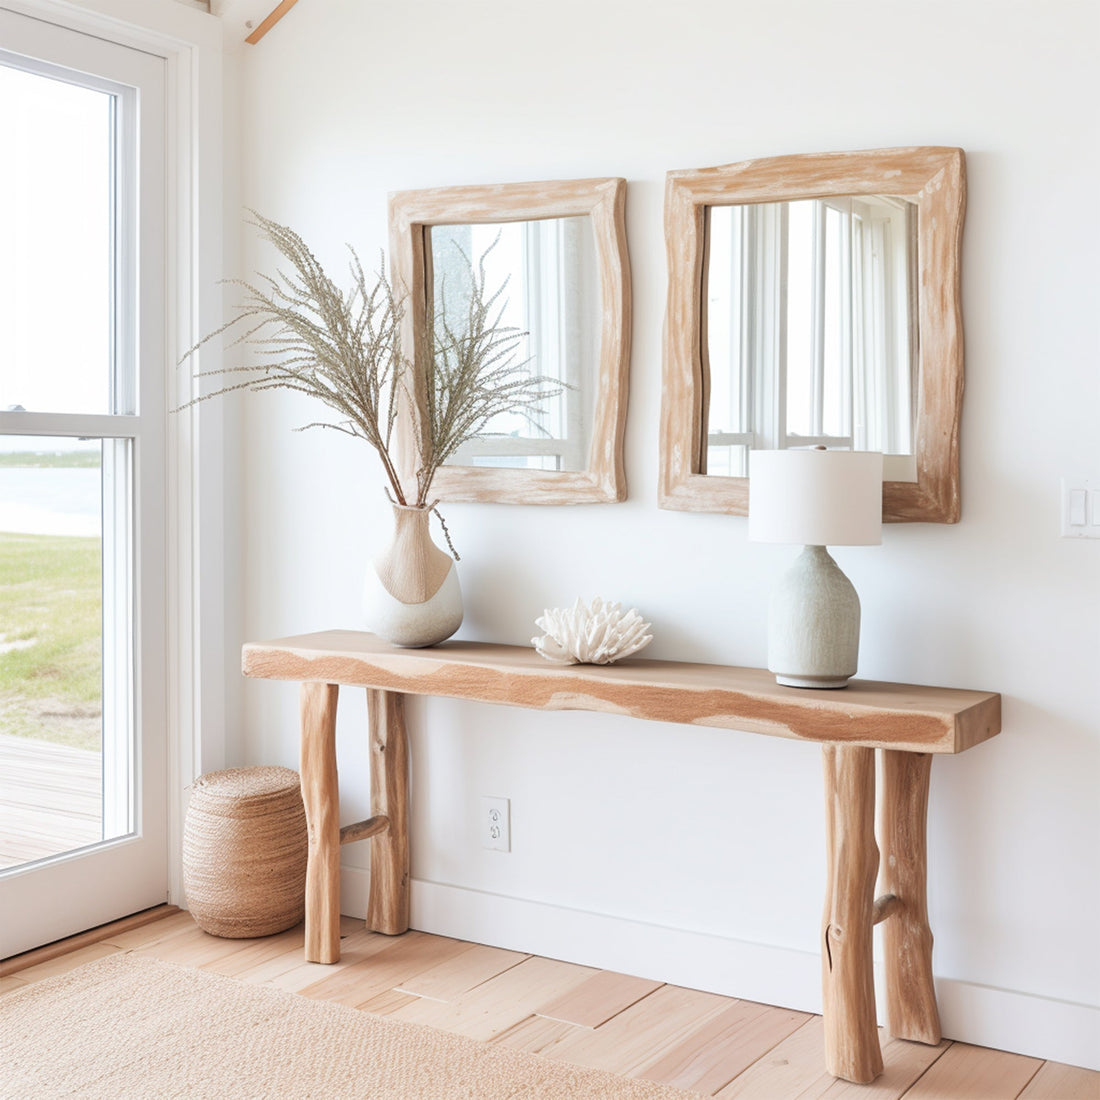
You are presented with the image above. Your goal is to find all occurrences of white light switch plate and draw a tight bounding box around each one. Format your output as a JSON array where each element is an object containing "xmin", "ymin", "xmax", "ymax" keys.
[{"xmin": 1061, "ymin": 478, "xmax": 1100, "ymax": 539}]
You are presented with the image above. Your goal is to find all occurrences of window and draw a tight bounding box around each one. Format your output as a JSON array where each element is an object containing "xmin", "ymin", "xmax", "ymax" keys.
[
  {"xmin": 705, "ymin": 197, "xmax": 918, "ymax": 477},
  {"xmin": 0, "ymin": 6, "xmax": 171, "ymax": 955},
  {"xmin": 432, "ymin": 217, "xmax": 599, "ymax": 473}
]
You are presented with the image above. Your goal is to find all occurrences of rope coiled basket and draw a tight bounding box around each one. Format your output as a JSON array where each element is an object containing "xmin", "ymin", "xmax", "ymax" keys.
[{"xmin": 183, "ymin": 765, "xmax": 308, "ymax": 938}]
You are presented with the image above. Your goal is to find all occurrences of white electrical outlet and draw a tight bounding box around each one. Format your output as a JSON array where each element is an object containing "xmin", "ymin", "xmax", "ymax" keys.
[{"xmin": 481, "ymin": 796, "xmax": 510, "ymax": 852}]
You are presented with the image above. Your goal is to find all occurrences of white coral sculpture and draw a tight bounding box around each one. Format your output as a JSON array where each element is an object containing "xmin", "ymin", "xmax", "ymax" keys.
[{"xmin": 532, "ymin": 597, "xmax": 653, "ymax": 665}]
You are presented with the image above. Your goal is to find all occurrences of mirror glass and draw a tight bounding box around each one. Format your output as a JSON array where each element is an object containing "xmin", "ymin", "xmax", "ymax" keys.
[
  {"xmin": 428, "ymin": 216, "xmax": 600, "ymax": 473},
  {"xmin": 704, "ymin": 195, "xmax": 918, "ymax": 482}
]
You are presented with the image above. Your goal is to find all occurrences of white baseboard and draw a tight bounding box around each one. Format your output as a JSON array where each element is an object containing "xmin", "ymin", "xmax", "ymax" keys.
[{"xmin": 340, "ymin": 869, "xmax": 1100, "ymax": 1071}]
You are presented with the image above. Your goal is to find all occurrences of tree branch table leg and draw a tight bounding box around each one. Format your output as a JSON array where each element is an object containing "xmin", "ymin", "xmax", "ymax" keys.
[
  {"xmin": 300, "ymin": 681, "xmax": 341, "ymax": 964},
  {"xmin": 881, "ymin": 750, "xmax": 941, "ymax": 1044},
  {"xmin": 366, "ymin": 689, "xmax": 410, "ymax": 935},
  {"xmin": 822, "ymin": 744, "xmax": 883, "ymax": 1083}
]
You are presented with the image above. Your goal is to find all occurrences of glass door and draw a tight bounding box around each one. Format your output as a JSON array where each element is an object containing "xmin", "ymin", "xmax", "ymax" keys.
[{"xmin": 0, "ymin": 8, "xmax": 169, "ymax": 957}]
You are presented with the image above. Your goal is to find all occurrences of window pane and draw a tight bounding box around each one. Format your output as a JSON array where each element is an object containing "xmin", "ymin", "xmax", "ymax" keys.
[
  {"xmin": 706, "ymin": 206, "xmax": 744, "ymax": 436},
  {"xmin": 431, "ymin": 217, "xmax": 598, "ymax": 472},
  {"xmin": 784, "ymin": 201, "xmax": 815, "ymax": 437},
  {"xmin": 433, "ymin": 222, "xmax": 527, "ymax": 442},
  {"xmin": 706, "ymin": 443, "xmax": 749, "ymax": 478},
  {"xmin": 0, "ymin": 435, "xmax": 131, "ymax": 869},
  {"xmin": 0, "ymin": 64, "xmax": 114, "ymax": 415}
]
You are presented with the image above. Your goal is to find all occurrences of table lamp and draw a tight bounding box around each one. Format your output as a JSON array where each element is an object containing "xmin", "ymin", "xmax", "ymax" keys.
[{"xmin": 749, "ymin": 448, "xmax": 883, "ymax": 688}]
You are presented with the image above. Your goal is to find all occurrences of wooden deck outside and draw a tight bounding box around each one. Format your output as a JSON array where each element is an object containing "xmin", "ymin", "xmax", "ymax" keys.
[{"xmin": 0, "ymin": 734, "xmax": 101, "ymax": 869}]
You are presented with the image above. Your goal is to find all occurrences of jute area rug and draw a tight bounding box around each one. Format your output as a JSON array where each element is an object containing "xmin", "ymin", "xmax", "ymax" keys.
[{"xmin": 1, "ymin": 954, "xmax": 698, "ymax": 1099}]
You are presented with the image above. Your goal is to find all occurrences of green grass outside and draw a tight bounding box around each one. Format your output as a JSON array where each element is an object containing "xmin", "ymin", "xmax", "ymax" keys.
[{"xmin": 0, "ymin": 531, "xmax": 102, "ymax": 751}]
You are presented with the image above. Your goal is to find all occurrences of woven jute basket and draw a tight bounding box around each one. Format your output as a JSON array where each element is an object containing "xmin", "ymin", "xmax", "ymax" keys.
[{"xmin": 183, "ymin": 765, "xmax": 308, "ymax": 938}]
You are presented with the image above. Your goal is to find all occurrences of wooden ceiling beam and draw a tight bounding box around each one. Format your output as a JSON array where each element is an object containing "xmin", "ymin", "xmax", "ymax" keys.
[{"xmin": 245, "ymin": 0, "xmax": 300, "ymax": 44}]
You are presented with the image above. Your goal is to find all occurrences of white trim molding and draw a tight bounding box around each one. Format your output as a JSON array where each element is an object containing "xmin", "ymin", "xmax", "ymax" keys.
[
  {"xmin": 156, "ymin": 0, "xmax": 227, "ymax": 910},
  {"xmin": 0, "ymin": 0, "xmax": 218, "ymax": 42},
  {"xmin": 338, "ymin": 869, "xmax": 1100, "ymax": 1073}
]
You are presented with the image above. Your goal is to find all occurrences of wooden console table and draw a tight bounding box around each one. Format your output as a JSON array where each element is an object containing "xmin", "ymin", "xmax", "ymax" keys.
[{"xmin": 242, "ymin": 629, "xmax": 1000, "ymax": 1084}]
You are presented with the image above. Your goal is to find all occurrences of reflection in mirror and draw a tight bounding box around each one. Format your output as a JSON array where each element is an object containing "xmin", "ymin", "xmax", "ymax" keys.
[
  {"xmin": 705, "ymin": 196, "xmax": 918, "ymax": 481},
  {"xmin": 660, "ymin": 147, "xmax": 965, "ymax": 523},
  {"xmin": 389, "ymin": 176, "xmax": 630, "ymax": 505},
  {"xmin": 429, "ymin": 217, "xmax": 600, "ymax": 473}
]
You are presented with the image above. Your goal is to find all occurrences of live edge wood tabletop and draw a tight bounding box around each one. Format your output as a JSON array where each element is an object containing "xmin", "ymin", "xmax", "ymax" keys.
[{"xmin": 242, "ymin": 629, "xmax": 1001, "ymax": 1085}]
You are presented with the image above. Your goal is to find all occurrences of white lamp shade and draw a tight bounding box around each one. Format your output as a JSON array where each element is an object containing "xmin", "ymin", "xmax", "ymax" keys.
[{"xmin": 749, "ymin": 449, "xmax": 883, "ymax": 546}]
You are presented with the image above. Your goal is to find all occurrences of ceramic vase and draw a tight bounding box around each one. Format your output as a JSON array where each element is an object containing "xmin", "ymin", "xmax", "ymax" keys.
[{"xmin": 363, "ymin": 502, "xmax": 462, "ymax": 647}]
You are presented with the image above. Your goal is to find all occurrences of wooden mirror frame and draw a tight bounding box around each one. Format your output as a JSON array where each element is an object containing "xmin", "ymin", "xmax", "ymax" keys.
[
  {"xmin": 389, "ymin": 177, "xmax": 631, "ymax": 505},
  {"xmin": 658, "ymin": 147, "xmax": 966, "ymax": 523}
]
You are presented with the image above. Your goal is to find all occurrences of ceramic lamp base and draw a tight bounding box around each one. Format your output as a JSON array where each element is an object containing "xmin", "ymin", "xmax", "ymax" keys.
[
  {"xmin": 775, "ymin": 672, "xmax": 855, "ymax": 689},
  {"xmin": 768, "ymin": 544, "xmax": 861, "ymax": 689}
]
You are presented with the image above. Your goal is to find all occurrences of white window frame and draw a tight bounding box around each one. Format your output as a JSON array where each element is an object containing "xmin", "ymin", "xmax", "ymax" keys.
[
  {"xmin": 0, "ymin": 45, "xmax": 148, "ymax": 845},
  {"xmin": 703, "ymin": 204, "xmax": 757, "ymax": 473},
  {"xmin": 0, "ymin": 0, "xmax": 225, "ymax": 912}
]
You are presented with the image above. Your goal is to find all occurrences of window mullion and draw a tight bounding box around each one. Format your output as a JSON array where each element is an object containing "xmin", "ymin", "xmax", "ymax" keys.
[
  {"xmin": 842, "ymin": 210, "xmax": 854, "ymax": 444},
  {"xmin": 773, "ymin": 202, "xmax": 788, "ymax": 450},
  {"xmin": 737, "ymin": 205, "xmax": 754, "ymax": 446},
  {"xmin": 811, "ymin": 201, "xmax": 826, "ymax": 437},
  {"xmin": 0, "ymin": 411, "xmax": 145, "ymax": 440},
  {"xmin": 113, "ymin": 83, "xmax": 139, "ymax": 417},
  {"xmin": 101, "ymin": 436, "xmax": 134, "ymax": 837}
]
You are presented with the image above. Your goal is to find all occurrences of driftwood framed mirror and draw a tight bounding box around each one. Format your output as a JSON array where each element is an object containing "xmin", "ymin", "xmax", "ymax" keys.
[
  {"xmin": 659, "ymin": 147, "xmax": 966, "ymax": 523},
  {"xmin": 389, "ymin": 177, "xmax": 630, "ymax": 504}
]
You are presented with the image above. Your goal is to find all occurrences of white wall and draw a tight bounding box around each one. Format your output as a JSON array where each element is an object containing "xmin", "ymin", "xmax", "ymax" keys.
[{"xmin": 225, "ymin": 0, "xmax": 1100, "ymax": 1067}]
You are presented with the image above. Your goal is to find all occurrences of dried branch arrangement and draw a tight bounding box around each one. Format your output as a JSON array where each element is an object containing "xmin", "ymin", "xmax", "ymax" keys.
[
  {"xmin": 413, "ymin": 244, "xmax": 560, "ymax": 506},
  {"xmin": 180, "ymin": 213, "xmax": 558, "ymax": 511}
]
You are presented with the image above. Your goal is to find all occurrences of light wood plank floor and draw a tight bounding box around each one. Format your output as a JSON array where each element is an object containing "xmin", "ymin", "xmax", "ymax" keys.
[
  {"xmin": 3, "ymin": 911, "xmax": 1097, "ymax": 1099},
  {"xmin": 0, "ymin": 733, "xmax": 101, "ymax": 868}
]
